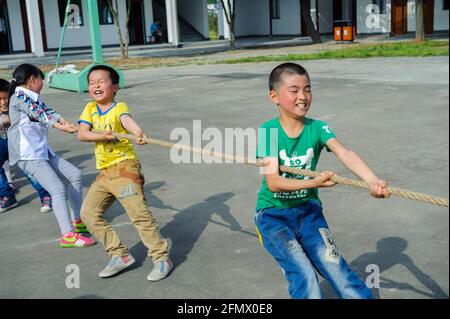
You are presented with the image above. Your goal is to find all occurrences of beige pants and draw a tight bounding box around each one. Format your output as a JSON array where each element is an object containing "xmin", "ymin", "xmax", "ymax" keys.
[{"xmin": 81, "ymin": 159, "xmax": 169, "ymax": 262}]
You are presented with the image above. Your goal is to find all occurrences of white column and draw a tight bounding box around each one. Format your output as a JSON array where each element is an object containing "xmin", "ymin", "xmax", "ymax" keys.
[
  {"xmin": 144, "ymin": 0, "xmax": 154, "ymax": 43},
  {"xmin": 202, "ymin": 0, "xmax": 209, "ymax": 38},
  {"xmin": 217, "ymin": 4, "xmax": 225, "ymax": 39},
  {"xmin": 221, "ymin": 0, "xmax": 231, "ymax": 40},
  {"xmin": 165, "ymin": 0, "xmax": 180, "ymax": 46},
  {"xmin": 25, "ymin": 0, "xmax": 44, "ymax": 57}
]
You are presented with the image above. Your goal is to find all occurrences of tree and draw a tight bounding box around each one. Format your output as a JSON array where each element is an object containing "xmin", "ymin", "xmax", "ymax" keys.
[
  {"xmin": 415, "ymin": 0, "xmax": 425, "ymax": 42},
  {"xmin": 219, "ymin": 0, "xmax": 236, "ymax": 49},
  {"xmin": 108, "ymin": 0, "xmax": 131, "ymax": 58},
  {"xmin": 300, "ymin": 0, "xmax": 321, "ymax": 43}
]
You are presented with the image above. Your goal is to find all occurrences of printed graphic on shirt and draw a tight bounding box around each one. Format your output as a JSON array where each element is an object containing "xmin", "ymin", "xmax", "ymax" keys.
[
  {"xmin": 79, "ymin": 102, "xmax": 137, "ymax": 169},
  {"xmin": 322, "ymin": 125, "xmax": 333, "ymax": 134},
  {"xmin": 274, "ymin": 148, "xmax": 314, "ymax": 200},
  {"xmin": 319, "ymin": 228, "xmax": 341, "ymax": 264}
]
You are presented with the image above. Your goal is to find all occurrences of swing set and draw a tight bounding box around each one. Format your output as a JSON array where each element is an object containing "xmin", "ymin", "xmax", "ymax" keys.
[{"xmin": 49, "ymin": 0, "xmax": 125, "ymax": 92}]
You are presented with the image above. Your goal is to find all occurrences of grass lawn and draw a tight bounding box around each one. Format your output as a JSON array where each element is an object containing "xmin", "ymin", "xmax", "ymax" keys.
[
  {"xmin": 0, "ymin": 40, "xmax": 447, "ymax": 80},
  {"xmin": 216, "ymin": 40, "xmax": 449, "ymax": 64}
]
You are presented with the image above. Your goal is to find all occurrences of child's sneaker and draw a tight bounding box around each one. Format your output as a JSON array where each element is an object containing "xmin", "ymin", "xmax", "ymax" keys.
[
  {"xmin": 72, "ymin": 219, "xmax": 89, "ymax": 233},
  {"xmin": 98, "ymin": 255, "xmax": 136, "ymax": 278},
  {"xmin": 147, "ymin": 259, "xmax": 173, "ymax": 281},
  {"xmin": 60, "ymin": 231, "xmax": 96, "ymax": 248},
  {"xmin": 40, "ymin": 197, "xmax": 52, "ymax": 213},
  {"xmin": 0, "ymin": 196, "xmax": 19, "ymax": 213}
]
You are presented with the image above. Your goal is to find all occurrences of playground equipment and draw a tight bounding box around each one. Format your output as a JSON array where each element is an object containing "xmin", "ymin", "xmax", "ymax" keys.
[{"xmin": 49, "ymin": 0, "xmax": 125, "ymax": 92}]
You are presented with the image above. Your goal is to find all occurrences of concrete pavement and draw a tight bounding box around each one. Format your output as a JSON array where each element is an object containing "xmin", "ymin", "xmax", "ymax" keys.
[{"xmin": 0, "ymin": 57, "xmax": 448, "ymax": 299}]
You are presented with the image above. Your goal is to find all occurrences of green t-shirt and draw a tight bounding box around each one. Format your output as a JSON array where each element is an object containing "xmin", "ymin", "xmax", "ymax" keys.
[{"xmin": 256, "ymin": 117, "xmax": 336, "ymax": 210}]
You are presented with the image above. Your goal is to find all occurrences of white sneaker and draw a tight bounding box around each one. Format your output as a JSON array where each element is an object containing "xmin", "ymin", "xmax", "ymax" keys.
[
  {"xmin": 147, "ymin": 259, "xmax": 173, "ymax": 281},
  {"xmin": 99, "ymin": 255, "xmax": 136, "ymax": 278},
  {"xmin": 40, "ymin": 197, "xmax": 52, "ymax": 213}
]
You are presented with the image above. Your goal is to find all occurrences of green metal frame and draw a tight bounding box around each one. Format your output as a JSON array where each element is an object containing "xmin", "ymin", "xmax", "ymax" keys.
[{"xmin": 49, "ymin": 0, "xmax": 125, "ymax": 92}]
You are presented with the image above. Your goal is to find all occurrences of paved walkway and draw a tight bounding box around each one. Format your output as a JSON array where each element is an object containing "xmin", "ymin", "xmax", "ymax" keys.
[{"xmin": 0, "ymin": 33, "xmax": 447, "ymax": 71}]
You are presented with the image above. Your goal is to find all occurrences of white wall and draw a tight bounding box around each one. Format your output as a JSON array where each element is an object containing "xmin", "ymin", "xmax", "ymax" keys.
[
  {"xmin": 357, "ymin": 0, "xmax": 391, "ymax": 33},
  {"xmin": 318, "ymin": 0, "xmax": 333, "ymax": 34},
  {"xmin": 235, "ymin": 0, "xmax": 269, "ymax": 36},
  {"xmin": 407, "ymin": 0, "xmax": 449, "ymax": 32},
  {"xmin": 6, "ymin": 0, "xmax": 26, "ymax": 52},
  {"xmin": 272, "ymin": 0, "xmax": 300, "ymax": 35},
  {"xmin": 177, "ymin": 0, "xmax": 209, "ymax": 37},
  {"xmin": 43, "ymin": 0, "xmax": 128, "ymax": 49},
  {"xmin": 434, "ymin": 0, "xmax": 449, "ymax": 31},
  {"xmin": 407, "ymin": 0, "xmax": 416, "ymax": 31}
]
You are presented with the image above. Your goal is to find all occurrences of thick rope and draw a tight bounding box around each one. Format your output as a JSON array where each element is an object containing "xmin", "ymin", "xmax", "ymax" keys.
[{"xmin": 96, "ymin": 131, "xmax": 449, "ymax": 208}]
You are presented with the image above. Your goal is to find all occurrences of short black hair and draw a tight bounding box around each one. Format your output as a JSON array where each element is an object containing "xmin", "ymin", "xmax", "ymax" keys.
[
  {"xmin": 87, "ymin": 65, "xmax": 120, "ymax": 85},
  {"xmin": 269, "ymin": 62, "xmax": 310, "ymax": 91},
  {"xmin": 0, "ymin": 78, "xmax": 10, "ymax": 93}
]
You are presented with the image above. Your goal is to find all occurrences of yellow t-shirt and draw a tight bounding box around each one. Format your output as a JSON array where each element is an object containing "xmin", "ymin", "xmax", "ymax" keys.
[{"xmin": 79, "ymin": 101, "xmax": 138, "ymax": 169}]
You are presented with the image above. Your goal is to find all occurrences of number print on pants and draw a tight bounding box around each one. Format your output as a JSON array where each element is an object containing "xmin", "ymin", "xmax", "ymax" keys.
[{"xmin": 119, "ymin": 184, "xmax": 138, "ymax": 199}]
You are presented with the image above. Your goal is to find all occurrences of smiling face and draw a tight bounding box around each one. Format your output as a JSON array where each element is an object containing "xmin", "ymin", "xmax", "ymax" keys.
[
  {"xmin": 0, "ymin": 91, "xmax": 8, "ymax": 113},
  {"xmin": 269, "ymin": 73, "xmax": 312, "ymax": 119},
  {"xmin": 88, "ymin": 69, "xmax": 118, "ymax": 106}
]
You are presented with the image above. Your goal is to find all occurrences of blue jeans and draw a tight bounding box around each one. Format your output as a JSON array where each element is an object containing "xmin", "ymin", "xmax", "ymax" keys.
[
  {"xmin": 0, "ymin": 138, "xmax": 15, "ymax": 199},
  {"xmin": 25, "ymin": 174, "xmax": 51, "ymax": 203},
  {"xmin": 0, "ymin": 138, "xmax": 50, "ymax": 202},
  {"xmin": 255, "ymin": 200, "xmax": 373, "ymax": 299}
]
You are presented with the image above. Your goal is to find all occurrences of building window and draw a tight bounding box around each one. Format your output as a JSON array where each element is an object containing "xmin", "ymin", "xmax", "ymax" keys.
[
  {"xmin": 371, "ymin": 0, "xmax": 386, "ymax": 14},
  {"xmin": 58, "ymin": 0, "xmax": 84, "ymax": 28},
  {"xmin": 443, "ymin": 0, "xmax": 449, "ymax": 10},
  {"xmin": 271, "ymin": 0, "xmax": 280, "ymax": 19},
  {"xmin": 98, "ymin": 0, "xmax": 113, "ymax": 25}
]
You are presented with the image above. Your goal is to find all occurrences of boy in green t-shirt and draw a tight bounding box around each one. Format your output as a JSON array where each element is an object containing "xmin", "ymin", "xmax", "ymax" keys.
[{"xmin": 255, "ymin": 63, "xmax": 390, "ymax": 299}]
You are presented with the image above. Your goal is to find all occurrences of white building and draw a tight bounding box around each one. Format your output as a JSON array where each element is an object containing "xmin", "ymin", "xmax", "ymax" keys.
[
  {"xmin": 0, "ymin": 0, "xmax": 448, "ymax": 56},
  {"xmin": 219, "ymin": 0, "xmax": 449, "ymax": 38},
  {"xmin": 0, "ymin": 0, "xmax": 209, "ymax": 56}
]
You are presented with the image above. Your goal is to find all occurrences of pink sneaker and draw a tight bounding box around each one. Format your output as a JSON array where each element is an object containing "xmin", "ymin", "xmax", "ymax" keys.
[
  {"xmin": 60, "ymin": 231, "xmax": 96, "ymax": 248},
  {"xmin": 40, "ymin": 197, "xmax": 52, "ymax": 213}
]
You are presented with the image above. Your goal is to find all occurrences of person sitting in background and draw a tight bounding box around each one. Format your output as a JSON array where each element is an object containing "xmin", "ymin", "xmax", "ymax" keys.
[{"xmin": 150, "ymin": 19, "xmax": 164, "ymax": 44}]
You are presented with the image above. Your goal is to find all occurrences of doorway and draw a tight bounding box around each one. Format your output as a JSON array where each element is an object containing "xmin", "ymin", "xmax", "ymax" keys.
[
  {"xmin": 19, "ymin": 0, "xmax": 47, "ymax": 53},
  {"xmin": 333, "ymin": 0, "xmax": 343, "ymax": 20},
  {"xmin": 37, "ymin": 0, "xmax": 47, "ymax": 51},
  {"xmin": 300, "ymin": 0, "xmax": 320, "ymax": 36},
  {"xmin": 128, "ymin": 0, "xmax": 145, "ymax": 44},
  {"xmin": 424, "ymin": 0, "xmax": 435, "ymax": 34},
  {"xmin": 331, "ymin": 0, "xmax": 357, "ymax": 33},
  {"xmin": 0, "ymin": 0, "xmax": 11, "ymax": 54},
  {"xmin": 391, "ymin": 0, "xmax": 408, "ymax": 35}
]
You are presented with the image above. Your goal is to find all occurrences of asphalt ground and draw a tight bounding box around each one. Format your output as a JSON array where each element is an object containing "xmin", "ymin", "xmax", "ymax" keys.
[{"xmin": 0, "ymin": 57, "xmax": 448, "ymax": 299}]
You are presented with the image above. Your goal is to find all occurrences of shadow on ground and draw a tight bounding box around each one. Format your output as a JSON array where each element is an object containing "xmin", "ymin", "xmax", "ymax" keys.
[{"xmin": 321, "ymin": 237, "xmax": 448, "ymax": 299}]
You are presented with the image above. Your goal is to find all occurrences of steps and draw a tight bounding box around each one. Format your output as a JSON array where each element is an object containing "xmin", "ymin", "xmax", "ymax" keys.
[{"xmin": 152, "ymin": 0, "xmax": 206, "ymax": 42}]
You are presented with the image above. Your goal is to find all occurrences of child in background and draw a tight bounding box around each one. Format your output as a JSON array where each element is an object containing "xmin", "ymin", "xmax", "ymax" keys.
[
  {"xmin": 0, "ymin": 78, "xmax": 52, "ymax": 213},
  {"xmin": 0, "ymin": 78, "xmax": 18, "ymax": 213},
  {"xmin": 7, "ymin": 64, "xmax": 95, "ymax": 247}
]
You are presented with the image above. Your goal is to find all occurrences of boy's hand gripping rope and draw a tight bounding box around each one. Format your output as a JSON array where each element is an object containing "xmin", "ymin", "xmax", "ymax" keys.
[{"xmin": 96, "ymin": 131, "xmax": 449, "ymax": 208}]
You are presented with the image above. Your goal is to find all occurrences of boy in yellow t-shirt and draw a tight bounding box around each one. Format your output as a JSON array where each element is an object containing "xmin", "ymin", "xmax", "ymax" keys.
[{"xmin": 78, "ymin": 65, "xmax": 172, "ymax": 280}]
